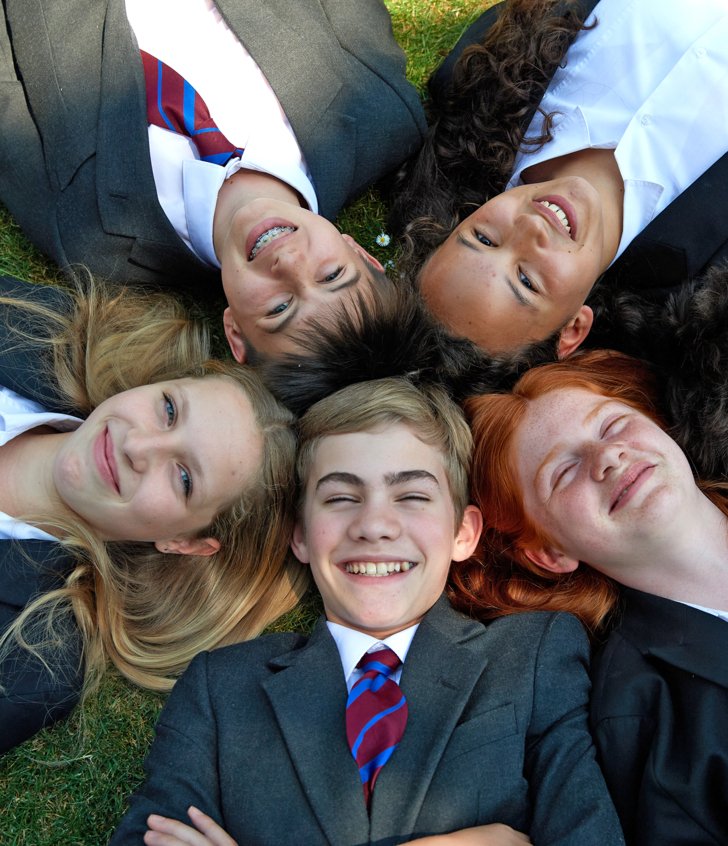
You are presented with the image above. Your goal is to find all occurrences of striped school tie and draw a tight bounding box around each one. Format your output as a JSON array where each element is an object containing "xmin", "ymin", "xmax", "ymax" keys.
[
  {"xmin": 140, "ymin": 50, "xmax": 244, "ymax": 165},
  {"xmin": 346, "ymin": 647, "xmax": 408, "ymax": 808}
]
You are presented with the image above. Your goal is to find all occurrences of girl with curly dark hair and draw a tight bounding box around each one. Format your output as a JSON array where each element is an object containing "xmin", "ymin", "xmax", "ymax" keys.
[{"xmin": 392, "ymin": 0, "xmax": 728, "ymax": 357}]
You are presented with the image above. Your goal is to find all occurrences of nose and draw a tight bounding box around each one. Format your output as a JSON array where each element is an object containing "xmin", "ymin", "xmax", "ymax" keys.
[
  {"xmin": 123, "ymin": 428, "xmax": 172, "ymax": 473},
  {"xmin": 348, "ymin": 500, "xmax": 402, "ymax": 543},
  {"xmin": 271, "ymin": 240, "xmax": 308, "ymax": 285},
  {"xmin": 512, "ymin": 209, "xmax": 549, "ymax": 250},
  {"xmin": 589, "ymin": 441, "xmax": 626, "ymax": 481}
]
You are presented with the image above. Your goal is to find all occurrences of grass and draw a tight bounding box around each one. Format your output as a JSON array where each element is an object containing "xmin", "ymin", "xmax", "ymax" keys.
[{"xmin": 0, "ymin": 2, "xmax": 489, "ymax": 842}]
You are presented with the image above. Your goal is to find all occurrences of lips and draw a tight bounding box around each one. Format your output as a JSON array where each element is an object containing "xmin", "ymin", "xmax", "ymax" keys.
[
  {"xmin": 245, "ymin": 218, "xmax": 297, "ymax": 261},
  {"xmin": 534, "ymin": 195, "xmax": 577, "ymax": 241},
  {"xmin": 94, "ymin": 426, "xmax": 120, "ymax": 493},
  {"xmin": 610, "ymin": 462, "xmax": 655, "ymax": 513}
]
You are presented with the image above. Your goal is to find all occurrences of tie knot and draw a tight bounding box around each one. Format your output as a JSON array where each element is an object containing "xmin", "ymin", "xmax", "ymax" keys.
[{"xmin": 356, "ymin": 647, "xmax": 401, "ymax": 677}]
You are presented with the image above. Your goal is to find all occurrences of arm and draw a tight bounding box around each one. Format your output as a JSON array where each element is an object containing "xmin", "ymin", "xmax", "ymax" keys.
[
  {"xmin": 110, "ymin": 654, "xmax": 224, "ymax": 845},
  {"xmin": 524, "ymin": 613, "xmax": 624, "ymax": 845},
  {"xmin": 142, "ymin": 814, "xmax": 530, "ymax": 846}
]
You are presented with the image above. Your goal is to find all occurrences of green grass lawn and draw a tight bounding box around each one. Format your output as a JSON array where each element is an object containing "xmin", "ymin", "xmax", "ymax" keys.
[{"xmin": 0, "ymin": 3, "xmax": 489, "ymax": 842}]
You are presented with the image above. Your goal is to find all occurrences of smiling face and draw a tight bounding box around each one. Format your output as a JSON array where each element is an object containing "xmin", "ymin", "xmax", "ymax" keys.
[
  {"xmin": 219, "ymin": 199, "xmax": 384, "ymax": 362},
  {"xmin": 291, "ymin": 424, "xmax": 481, "ymax": 639},
  {"xmin": 512, "ymin": 387, "xmax": 698, "ymax": 576},
  {"xmin": 52, "ymin": 377, "xmax": 262, "ymax": 544},
  {"xmin": 418, "ymin": 177, "xmax": 610, "ymax": 354}
]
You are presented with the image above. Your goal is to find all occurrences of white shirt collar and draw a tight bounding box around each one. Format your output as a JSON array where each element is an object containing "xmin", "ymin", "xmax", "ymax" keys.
[{"xmin": 326, "ymin": 620, "xmax": 419, "ymax": 687}]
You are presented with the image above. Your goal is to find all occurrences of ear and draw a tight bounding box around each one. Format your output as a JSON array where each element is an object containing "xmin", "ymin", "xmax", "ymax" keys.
[
  {"xmin": 155, "ymin": 536, "xmax": 221, "ymax": 557},
  {"xmin": 557, "ymin": 305, "xmax": 593, "ymax": 359},
  {"xmin": 523, "ymin": 545, "xmax": 579, "ymax": 574},
  {"xmin": 290, "ymin": 521, "xmax": 310, "ymax": 564},
  {"xmin": 451, "ymin": 505, "xmax": 483, "ymax": 562},
  {"xmin": 223, "ymin": 307, "xmax": 247, "ymax": 363},
  {"xmin": 342, "ymin": 234, "xmax": 385, "ymax": 273}
]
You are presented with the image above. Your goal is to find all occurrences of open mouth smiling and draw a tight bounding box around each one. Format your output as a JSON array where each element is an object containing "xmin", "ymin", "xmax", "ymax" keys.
[
  {"xmin": 538, "ymin": 201, "xmax": 572, "ymax": 236},
  {"xmin": 248, "ymin": 225, "xmax": 296, "ymax": 261},
  {"xmin": 344, "ymin": 561, "xmax": 417, "ymax": 576}
]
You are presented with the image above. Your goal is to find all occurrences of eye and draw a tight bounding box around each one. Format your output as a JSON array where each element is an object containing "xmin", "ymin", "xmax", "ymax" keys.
[
  {"xmin": 267, "ymin": 299, "xmax": 291, "ymax": 317},
  {"xmin": 397, "ymin": 493, "xmax": 430, "ymax": 503},
  {"xmin": 474, "ymin": 231, "xmax": 494, "ymax": 247},
  {"xmin": 178, "ymin": 465, "xmax": 193, "ymax": 499},
  {"xmin": 163, "ymin": 393, "xmax": 176, "ymax": 426},
  {"xmin": 601, "ymin": 414, "xmax": 627, "ymax": 438},
  {"xmin": 323, "ymin": 493, "xmax": 358, "ymax": 505},
  {"xmin": 518, "ymin": 268, "xmax": 534, "ymax": 290},
  {"xmin": 553, "ymin": 462, "xmax": 577, "ymax": 490},
  {"xmin": 319, "ymin": 266, "xmax": 344, "ymax": 284}
]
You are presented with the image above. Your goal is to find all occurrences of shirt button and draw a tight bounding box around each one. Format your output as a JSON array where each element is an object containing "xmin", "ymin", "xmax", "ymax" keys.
[
  {"xmin": 694, "ymin": 46, "xmax": 706, "ymax": 59},
  {"xmin": 640, "ymin": 114, "xmax": 651, "ymax": 126}
]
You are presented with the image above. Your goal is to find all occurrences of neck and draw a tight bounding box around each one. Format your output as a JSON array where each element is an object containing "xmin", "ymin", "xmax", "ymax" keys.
[
  {"xmin": 212, "ymin": 169, "xmax": 302, "ymax": 260},
  {"xmin": 0, "ymin": 430, "xmax": 76, "ymax": 536},
  {"xmin": 606, "ymin": 490, "xmax": 728, "ymax": 612},
  {"xmin": 523, "ymin": 148, "xmax": 624, "ymax": 272}
]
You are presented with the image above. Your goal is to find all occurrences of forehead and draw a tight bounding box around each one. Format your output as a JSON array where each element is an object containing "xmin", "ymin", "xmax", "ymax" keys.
[
  {"xmin": 305, "ymin": 424, "xmax": 448, "ymax": 486},
  {"xmin": 179, "ymin": 377, "xmax": 262, "ymax": 474}
]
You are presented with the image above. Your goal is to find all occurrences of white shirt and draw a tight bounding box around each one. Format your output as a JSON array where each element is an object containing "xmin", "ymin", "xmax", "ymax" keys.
[
  {"xmin": 0, "ymin": 386, "xmax": 81, "ymax": 542},
  {"xmin": 507, "ymin": 0, "xmax": 728, "ymax": 262},
  {"xmin": 124, "ymin": 0, "xmax": 317, "ymax": 267},
  {"xmin": 326, "ymin": 621, "xmax": 419, "ymax": 692}
]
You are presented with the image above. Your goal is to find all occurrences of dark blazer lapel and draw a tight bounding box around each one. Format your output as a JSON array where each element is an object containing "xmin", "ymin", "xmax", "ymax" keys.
[
  {"xmin": 369, "ymin": 597, "xmax": 490, "ymax": 842},
  {"xmin": 263, "ymin": 618, "xmax": 370, "ymax": 845},
  {"xmin": 621, "ymin": 588, "xmax": 728, "ymax": 689}
]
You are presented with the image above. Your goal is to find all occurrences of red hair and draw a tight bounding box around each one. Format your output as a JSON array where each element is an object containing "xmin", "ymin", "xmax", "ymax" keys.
[{"xmin": 450, "ymin": 350, "xmax": 666, "ymax": 635}]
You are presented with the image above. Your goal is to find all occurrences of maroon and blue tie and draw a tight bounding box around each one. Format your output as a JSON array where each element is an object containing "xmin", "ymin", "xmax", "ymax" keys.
[
  {"xmin": 346, "ymin": 647, "xmax": 408, "ymax": 808},
  {"xmin": 141, "ymin": 50, "xmax": 243, "ymax": 165}
]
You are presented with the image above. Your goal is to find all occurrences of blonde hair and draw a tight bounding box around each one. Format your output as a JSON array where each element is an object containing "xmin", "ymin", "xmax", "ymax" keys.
[
  {"xmin": 0, "ymin": 276, "xmax": 308, "ymax": 698},
  {"xmin": 296, "ymin": 378, "xmax": 473, "ymax": 523}
]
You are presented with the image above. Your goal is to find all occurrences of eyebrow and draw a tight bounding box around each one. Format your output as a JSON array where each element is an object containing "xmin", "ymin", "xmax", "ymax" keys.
[
  {"xmin": 455, "ymin": 233, "xmax": 536, "ymax": 310},
  {"xmin": 534, "ymin": 398, "xmax": 614, "ymax": 490},
  {"xmin": 314, "ymin": 469, "xmax": 439, "ymax": 491},
  {"xmin": 264, "ymin": 269, "xmax": 363, "ymax": 336}
]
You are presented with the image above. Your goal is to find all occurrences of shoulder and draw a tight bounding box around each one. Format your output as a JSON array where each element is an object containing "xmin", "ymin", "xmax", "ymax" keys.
[{"xmin": 484, "ymin": 610, "xmax": 589, "ymax": 650}]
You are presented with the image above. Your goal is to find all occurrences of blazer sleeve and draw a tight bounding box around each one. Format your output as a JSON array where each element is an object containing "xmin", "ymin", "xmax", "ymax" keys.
[
  {"xmin": 524, "ymin": 613, "xmax": 625, "ymax": 845},
  {"xmin": 110, "ymin": 652, "xmax": 224, "ymax": 845},
  {"xmin": 0, "ymin": 541, "xmax": 83, "ymax": 754},
  {"xmin": 590, "ymin": 632, "xmax": 726, "ymax": 846}
]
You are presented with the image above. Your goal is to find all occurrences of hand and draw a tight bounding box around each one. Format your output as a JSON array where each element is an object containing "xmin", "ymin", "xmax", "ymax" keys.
[
  {"xmin": 144, "ymin": 806, "xmax": 238, "ymax": 846},
  {"xmin": 407, "ymin": 823, "xmax": 532, "ymax": 845}
]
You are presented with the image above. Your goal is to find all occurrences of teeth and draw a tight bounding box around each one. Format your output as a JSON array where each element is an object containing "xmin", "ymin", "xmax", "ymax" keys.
[
  {"xmin": 344, "ymin": 561, "xmax": 415, "ymax": 576},
  {"xmin": 249, "ymin": 225, "xmax": 296, "ymax": 260},
  {"xmin": 539, "ymin": 201, "xmax": 571, "ymax": 234}
]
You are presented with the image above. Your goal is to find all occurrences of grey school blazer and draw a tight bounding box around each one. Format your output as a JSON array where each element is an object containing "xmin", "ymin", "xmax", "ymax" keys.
[
  {"xmin": 111, "ymin": 597, "xmax": 624, "ymax": 845},
  {"xmin": 0, "ymin": 0, "xmax": 426, "ymax": 288}
]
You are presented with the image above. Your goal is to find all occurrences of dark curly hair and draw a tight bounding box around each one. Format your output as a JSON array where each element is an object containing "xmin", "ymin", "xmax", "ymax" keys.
[{"xmin": 389, "ymin": 0, "xmax": 594, "ymax": 279}]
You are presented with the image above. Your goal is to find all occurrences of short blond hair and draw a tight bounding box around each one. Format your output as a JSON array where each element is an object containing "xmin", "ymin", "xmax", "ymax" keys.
[{"xmin": 296, "ymin": 378, "xmax": 473, "ymax": 523}]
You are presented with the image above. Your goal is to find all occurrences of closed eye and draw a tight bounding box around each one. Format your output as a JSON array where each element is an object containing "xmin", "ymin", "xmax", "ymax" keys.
[
  {"xmin": 553, "ymin": 462, "xmax": 577, "ymax": 490},
  {"xmin": 396, "ymin": 493, "xmax": 431, "ymax": 503},
  {"xmin": 323, "ymin": 494, "xmax": 359, "ymax": 504},
  {"xmin": 601, "ymin": 414, "xmax": 627, "ymax": 437}
]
